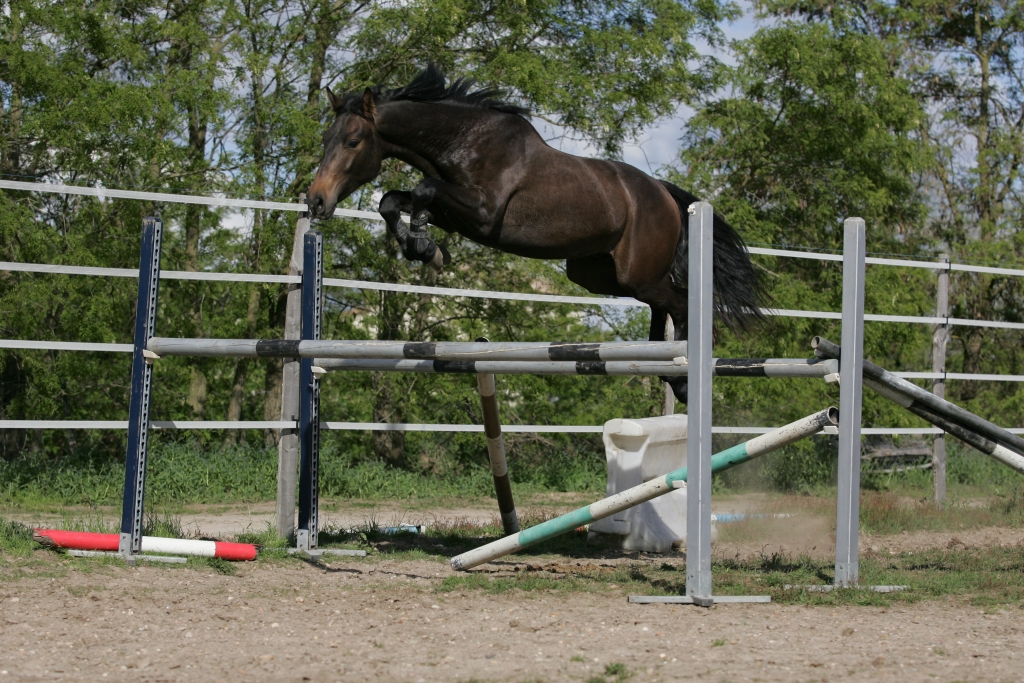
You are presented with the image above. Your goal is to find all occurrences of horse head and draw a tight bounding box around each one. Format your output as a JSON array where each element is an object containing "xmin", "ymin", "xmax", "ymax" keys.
[{"xmin": 307, "ymin": 88, "xmax": 383, "ymax": 219}]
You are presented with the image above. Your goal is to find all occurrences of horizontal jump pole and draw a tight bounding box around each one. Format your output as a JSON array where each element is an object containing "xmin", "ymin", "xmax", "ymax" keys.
[
  {"xmin": 33, "ymin": 529, "xmax": 258, "ymax": 561},
  {"xmin": 450, "ymin": 407, "xmax": 838, "ymax": 571},
  {"xmin": 147, "ymin": 338, "xmax": 688, "ymax": 362},
  {"xmin": 862, "ymin": 377, "xmax": 1024, "ymax": 474},
  {"xmin": 315, "ymin": 357, "xmax": 837, "ymax": 378},
  {"xmin": 813, "ymin": 336, "xmax": 1024, "ymax": 457}
]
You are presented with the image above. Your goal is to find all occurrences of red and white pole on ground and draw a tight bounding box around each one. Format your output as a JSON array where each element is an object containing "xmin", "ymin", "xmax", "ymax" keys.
[{"xmin": 34, "ymin": 529, "xmax": 258, "ymax": 561}]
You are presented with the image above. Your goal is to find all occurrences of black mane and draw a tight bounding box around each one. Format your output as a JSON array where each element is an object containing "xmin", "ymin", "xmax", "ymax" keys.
[{"xmin": 336, "ymin": 63, "xmax": 530, "ymax": 118}]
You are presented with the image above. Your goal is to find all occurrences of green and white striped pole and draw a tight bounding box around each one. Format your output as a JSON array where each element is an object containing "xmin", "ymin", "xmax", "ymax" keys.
[{"xmin": 450, "ymin": 407, "xmax": 838, "ymax": 571}]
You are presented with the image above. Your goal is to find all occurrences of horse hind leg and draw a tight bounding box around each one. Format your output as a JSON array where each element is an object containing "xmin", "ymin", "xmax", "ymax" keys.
[{"xmin": 651, "ymin": 308, "xmax": 688, "ymax": 405}]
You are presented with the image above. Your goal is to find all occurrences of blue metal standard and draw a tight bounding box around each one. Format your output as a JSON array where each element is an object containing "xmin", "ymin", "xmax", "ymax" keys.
[
  {"xmin": 119, "ymin": 217, "xmax": 163, "ymax": 557},
  {"xmin": 296, "ymin": 230, "xmax": 324, "ymax": 552}
]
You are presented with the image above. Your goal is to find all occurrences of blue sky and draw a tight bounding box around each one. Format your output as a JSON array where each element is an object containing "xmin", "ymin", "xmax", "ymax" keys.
[{"xmin": 542, "ymin": 2, "xmax": 763, "ymax": 175}]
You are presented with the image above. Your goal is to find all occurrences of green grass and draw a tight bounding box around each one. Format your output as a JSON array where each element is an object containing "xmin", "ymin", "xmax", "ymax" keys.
[
  {"xmin": 0, "ymin": 440, "xmax": 605, "ymax": 507},
  {"xmin": 436, "ymin": 547, "xmax": 1024, "ymax": 607},
  {"xmin": 0, "ymin": 518, "xmax": 34, "ymax": 556}
]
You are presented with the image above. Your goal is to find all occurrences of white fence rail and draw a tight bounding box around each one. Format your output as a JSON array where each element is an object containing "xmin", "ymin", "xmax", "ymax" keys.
[{"xmin": 3, "ymin": 180, "xmax": 1023, "ymax": 437}]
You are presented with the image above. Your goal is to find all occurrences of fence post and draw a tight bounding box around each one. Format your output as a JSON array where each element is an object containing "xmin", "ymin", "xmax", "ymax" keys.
[
  {"xmin": 835, "ymin": 217, "xmax": 866, "ymax": 587},
  {"xmin": 275, "ymin": 198, "xmax": 309, "ymax": 541},
  {"xmin": 119, "ymin": 217, "xmax": 163, "ymax": 559},
  {"xmin": 296, "ymin": 229, "xmax": 323, "ymax": 552},
  {"xmin": 663, "ymin": 316, "xmax": 675, "ymax": 416},
  {"xmin": 685, "ymin": 201, "xmax": 714, "ymax": 602},
  {"xmin": 932, "ymin": 254, "xmax": 950, "ymax": 507}
]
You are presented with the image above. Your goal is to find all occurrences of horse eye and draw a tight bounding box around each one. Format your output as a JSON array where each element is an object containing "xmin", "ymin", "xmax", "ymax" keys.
[{"xmin": 346, "ymin": 139, "xmax": 359, "ymax": 149}]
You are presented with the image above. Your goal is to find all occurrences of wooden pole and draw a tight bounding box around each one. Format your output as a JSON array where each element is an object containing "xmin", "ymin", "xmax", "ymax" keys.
[
  {"xmin": 933, "ymin": 254, "xmax": 950, "ymax": 507},
  {"xmin": 476, "ymin": 371, "xmax": 519, "ymax": 535},
  {"xmin": 275, "ymin": 196, "xmax": 309, "ymax": 540}
]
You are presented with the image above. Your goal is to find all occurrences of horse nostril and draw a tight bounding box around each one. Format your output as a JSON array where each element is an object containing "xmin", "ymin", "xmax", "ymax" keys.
[{"xmin": 309, "ymin": 196, "xmax": 323, "ymax": 217}]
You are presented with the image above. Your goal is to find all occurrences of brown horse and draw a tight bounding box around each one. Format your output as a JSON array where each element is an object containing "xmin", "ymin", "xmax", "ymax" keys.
[{"xmin": 307, "ymin": 65, "xmax": 767, "ymax": 401}]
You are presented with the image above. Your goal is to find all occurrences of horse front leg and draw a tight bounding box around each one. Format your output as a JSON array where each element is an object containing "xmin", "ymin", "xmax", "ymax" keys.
[
  {"xmin": 378, "ymin": 190, "xmax": 449, "ymax": 270},
  {"xmin": 409, "ymin": 177, "xmax": 499, "ymax": 260}
]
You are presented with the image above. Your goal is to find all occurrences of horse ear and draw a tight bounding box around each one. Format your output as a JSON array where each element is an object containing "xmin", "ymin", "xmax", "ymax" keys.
[
  {"xmin": 361, "ymin": 88, "xmax": 376, "ymax": 120},
  {"xmin": 325, "ymin": 86, "xmax": 343, "ymax": 113}
]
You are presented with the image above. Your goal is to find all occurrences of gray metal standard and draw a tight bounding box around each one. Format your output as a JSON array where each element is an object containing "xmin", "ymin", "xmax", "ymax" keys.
[
  {"xmin": 812, "ymin": 337, "xmax": 1024, "ymax": 457},
  {"xmin": 835, "ymin": 217, "xmax": 866, "ymax": 588},
  {"xmin": 686, "ymin": 201, "xmax": 714, "ymax": 601},
  {"xmin": 147, "ymin": 338, "xmax": 689, "ymax": 362},
  {"xmin": 276, "ymin": 200, "xmax": 309, "ymax": 541},
  {"xmin": 313, "ymin": 357, "xmax": 837, "ymax": 378},
  {"xmin": 476, "ymin": 363, "xmax": 519, "ymax": 535}
]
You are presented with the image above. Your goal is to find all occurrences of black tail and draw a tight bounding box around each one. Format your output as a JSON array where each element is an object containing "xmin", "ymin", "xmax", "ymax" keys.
[{"xmin": 660, "ymin": 181, "xmax": 770, "ymax": 333}]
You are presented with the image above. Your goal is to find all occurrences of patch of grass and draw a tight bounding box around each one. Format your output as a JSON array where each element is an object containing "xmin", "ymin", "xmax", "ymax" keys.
[
  {"xmin": 441, "ymin": 543, "xmax": 1024, "ymax": 608},
  {"xmin": 712, "ymin": 638, "xmax": 726, "ymax": 647},
  {"xmin": 236, "ymin": 523, "xmax": 289, "ymax": 549},
  {"xmin": 186, "ymin": 556, "xmax": 237, "ymax": 575},
  {"xmin": 0, "ymin": 519, "xmax": 34, "ymax": 556}
]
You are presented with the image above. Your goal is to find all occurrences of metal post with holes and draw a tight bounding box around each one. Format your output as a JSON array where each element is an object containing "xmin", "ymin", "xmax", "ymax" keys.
[
  {"xmin": 276, "ymin": 197, "xmax": 310, "ymax": 540},
  {"xmin": 685, "ymin": 201, "xmax": 714, "ymax": 603},
  {"xmin": 932, "ymin": 254, "xmax": 950, "ymax": 507},
  {"xmin": 119, "ymin": 217, "xmax": 163, "ymax": 558},
  {"xmin": 835, "ymin": 218, "xmax": 866, "ymax": 587},
  {"xmin": 296, "ymin": 230, "xmax": 323, "ymax": 552}
]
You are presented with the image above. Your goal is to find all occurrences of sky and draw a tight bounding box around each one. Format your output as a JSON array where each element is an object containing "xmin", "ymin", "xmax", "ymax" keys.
[{"xmin": 540, "ymin": 2, "xmax": 763, "ymax": 176}]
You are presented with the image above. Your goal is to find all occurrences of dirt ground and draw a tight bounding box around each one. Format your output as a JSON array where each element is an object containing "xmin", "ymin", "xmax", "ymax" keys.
[
  {"xmin": 5, "ymin": 502, "xmax": 1024, "ymax": 682},
  {"xmin": 3, "ymin": 555, "xmax": 1024, "ymax": 683}
]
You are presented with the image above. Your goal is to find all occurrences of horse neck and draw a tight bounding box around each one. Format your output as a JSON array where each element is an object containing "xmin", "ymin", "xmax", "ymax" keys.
[{"xmin": 375, "ymin": 101, "xmax": 480, "ymax": 179}]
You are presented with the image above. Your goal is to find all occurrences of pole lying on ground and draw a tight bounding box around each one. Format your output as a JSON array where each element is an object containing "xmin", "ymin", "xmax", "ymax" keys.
[
  {"xmin": 314, "ymin": 357, "xmax": 836, "ymax": 378},
  {"xmin": 813, "ymin": 336, "xmax": 1024, "ymax": 457},
  {"xmin": 148, "ymin": 338, "xmax": 688, "ymax": 362},
  {"xmin": 476, "ymin": 368, "xmax": 519, "ymax": 535},
  {"xmin": 450, "ymin": 407, "xmax": 838, "ymax": 571}
]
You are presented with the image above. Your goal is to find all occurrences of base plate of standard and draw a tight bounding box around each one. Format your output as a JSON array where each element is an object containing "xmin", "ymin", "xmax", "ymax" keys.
[
  {"xmin": 628, "ymin": 595, "xmax": 771, "ymax": 606},
  {"xmin": 286, "ymin": 548, "xmax": 367, "ymax": 558},
  {"xmin": 67, "ymin": 549, "xmax": 187, "ymax": 564},
  {"xmin": 783, "ymin": 585, "xmax": 908, "ymax": 593}
]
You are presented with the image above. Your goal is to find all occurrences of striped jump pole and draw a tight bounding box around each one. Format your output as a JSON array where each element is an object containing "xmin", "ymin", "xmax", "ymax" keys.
[
  {"xmin": 314, "ymin": 357, "xmax": 837, "ymax": 378},
  {"xmin": 147, "ymin": 339, "xmax": 689, "ymax": 362},
  {"xmin": 450, "ymin": 407, "xmax": 838, "ymax": 571},
  {"xmin": 475, "ymin": 346, "xmax": 519, "ymax": 535},
  {"xmin": 812, "ymin": 336, "xmax": 1024, "ymax": 458},
  {"xmin": 35, "ymin": 529, "xmax": 258, "ymax": 561}
]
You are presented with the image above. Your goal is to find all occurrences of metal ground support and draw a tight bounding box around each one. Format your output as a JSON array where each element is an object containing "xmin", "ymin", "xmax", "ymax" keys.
[
  {"xmin": 119, "ymin": 217, "xmax": 163, "ymax": 559},
  {"xmin": 286, "ymin": 548, "xmax": 367, "ymax": 558},
  {"xmin": 475, "ymin": 345, "xmax": 519, "ymax": 535},
  {"xmin": 784, "ymin": 584, "xmax": 907, "ymax": 593},
  {"xmin": 686, "ymin": 201, "xmax": 714, "ymax": 601},
  {"xmin": 69, "ymin": 550, "xmax": 187, "ymax": 564},
  {"xmin": 628, "ymin": 596, "xmax": 771, "ymax": 605},
  {"xmin": 835, "ymin": 218, "xmax": 866, "ymax": 587},
  {"xmin": 296, "ymin": 230, "xmax": 323, "ymax": 553}
]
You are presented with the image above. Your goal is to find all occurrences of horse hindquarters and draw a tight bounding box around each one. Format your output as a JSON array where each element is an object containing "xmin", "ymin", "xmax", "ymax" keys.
[{"xmin": 659, "ymin": 181, "xmax": 766, "ymax": 334}]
